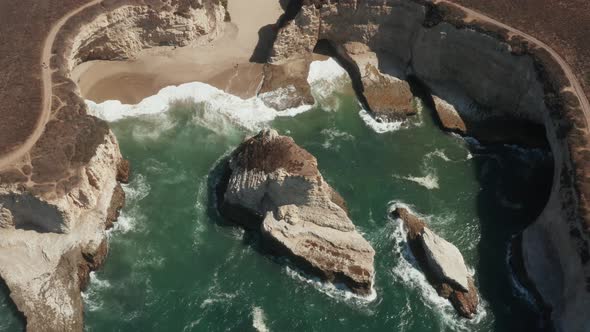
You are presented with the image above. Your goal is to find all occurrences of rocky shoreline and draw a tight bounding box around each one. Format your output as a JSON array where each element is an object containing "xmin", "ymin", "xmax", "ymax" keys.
[
  {"xmin": 0, "ymin": 1, "xmax": 227, "ymax": 330},
  {"xmin": 0, "ymin": 0, "xmax": 588, "ymax": 330},
  {"xmin": 264, "ymin": 1, "xmax": 590, "ymax": 330}
]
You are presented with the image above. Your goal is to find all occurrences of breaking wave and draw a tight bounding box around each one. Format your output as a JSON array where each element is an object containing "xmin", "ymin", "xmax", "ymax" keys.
[
  {"xmin": 284, "ymin": 265, "xmax": 377, "ymax": 304},
  {"xmin": 82, "ymin": 272, "xmax": 111, "ymax": 312},
  {"xmin": 252, "ymin": 306, "xmax": 270, "ymax": 332},
  {"xmin": 109, "ymin": 173, "xmax": 150, "ymax": 235},
  {"xmin": 359, "ymin": 99, "xmax": 424, "ymax": 134},
  {"xmin": 86, "ymin": 58, "xmax": 351, "ymax": 130},
  {"xmin": 425, "ymin": 149, "xmax": 452, "ymax": 162}
]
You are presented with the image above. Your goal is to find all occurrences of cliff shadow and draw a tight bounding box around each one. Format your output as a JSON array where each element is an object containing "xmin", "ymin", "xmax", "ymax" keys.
[
  {"xmin": 249, "ymin": 0, "xmax": 304, "ymax": 63},
  {"xmin": 470, "ymin": 141, "xmax": 554, "ymax": 331},
  {"xmin": 205, "ymin": 155, "xmax": 268, "ymax": 253}
]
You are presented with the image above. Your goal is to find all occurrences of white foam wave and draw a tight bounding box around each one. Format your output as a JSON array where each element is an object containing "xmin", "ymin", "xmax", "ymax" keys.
[
  {"xmin": 308, "ymin": 58, "xmax": 348, "ymax": 84},
  {"xmin": 396, "ymin": 173, "xmax": 439, "ymax": 190},
  {"xmin": 308, "ymin": 58, "xmax": 351, "ymax": 111},
  {"xmin": 252, "ymin": 306, "xmax": 270, "ymax": 332},
  {"xmin": 108, "ymin": 173, "xmax": 151, "ymax": 235},
  {"xmin": 284, "ymin": 266, "xmax": 377, "ymax": 304},
  {"xmin": 426, "ymin": 149, "xmax": 452, "ymax": 162},
  {"xmin": 122, "ymin": 173, "xmax": 150, "ymax": 203},
  {"xmin": 82, "ymin": 272, "xmax": 111, "ymax": 312},
  {"xmin": 387, "ymin": 201, "xmax": 488, "ymax": 331},
  {"xmin": 87, "ymin": 58, "xmax": 351, "ymax": 130},
  {"xmin": 110, "ymin": 212, "xmax": 137, "ymax": 234},
  {"xmin": 359, "ymin": 110, "xmax": 404, "ymax": 133},
  {"xmin": 320, "ymin": 128, "xmax": 354, "ymax": 150}
]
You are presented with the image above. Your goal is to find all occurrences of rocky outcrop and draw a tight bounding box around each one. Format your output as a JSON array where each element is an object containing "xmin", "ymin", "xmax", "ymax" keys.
[
  {"xmin": 0, "ymin": 132, "xmax": 125, "ymax": 332},
  {"xmin": 0, "ymin": 0, "xmax": 227, "ymax": 330},
  {"xmin": 392, "ymin": 206, "xmax": 479, "ymax": 318},
  {"xmin": 432, "ymin": 96, "xmax": 467, "ymax": 134},
  {"xmin": 335, "ymin": 42, "xmax": 415, "ymax": 121},
  {"xmin": 258, "ymin": 57, "xmax": 315, "ymax": 110},
  {"xmin": 269, "ymin": 1, "xmax": 590, "ymax": 329},
  {"xmin": 69, "ymin": 0, "xmax": 225, "ymax": 67},
  {"xmin": 219, "ymin": 129, "xmax": 375, "ymax": 295}
]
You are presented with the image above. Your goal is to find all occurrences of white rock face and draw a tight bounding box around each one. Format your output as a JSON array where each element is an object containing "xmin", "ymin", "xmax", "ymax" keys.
[
  {"xmin": 0, "ymin": 131, "xmax": 123, "ymax": 332},
  {"xmin": 70, "ymin": 1, "xmax": 226, "ymax": 68},
  {"xmin": 421, "ymin": 228, "xmax": 470, "ymax": 292},
  {"xmin": 221, "ymin": 129, "xmax": 375, "ymax": 295}
]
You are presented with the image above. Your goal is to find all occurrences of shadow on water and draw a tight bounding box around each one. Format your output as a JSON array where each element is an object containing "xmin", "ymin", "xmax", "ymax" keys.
[
  {"xmin": 205, "ymin": 155, "xmax": 268, "ymax": 255},
  {"xmin": 0, "ymin": 278, "xmax": 25, "ymax": 331},
  {"xmin": 471, "ymin": 142, "xmax": 554, "ymax": 331},
  {"xmin": 249, "ymin": 0, "xmax": 304, "ymax": 63},
  {"xmin": 408, "ymin": 75, "xmax": 555, "ymax": 330}
]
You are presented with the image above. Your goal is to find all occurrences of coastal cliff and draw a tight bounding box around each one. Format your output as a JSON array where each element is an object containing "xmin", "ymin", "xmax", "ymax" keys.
[
  {"xmin": 268, "ymin": 0, "xmax": 590, "ymax": 330},
  {"xmin": 0, "ymin": 0, "xmax": 226, "ymax": 330}
]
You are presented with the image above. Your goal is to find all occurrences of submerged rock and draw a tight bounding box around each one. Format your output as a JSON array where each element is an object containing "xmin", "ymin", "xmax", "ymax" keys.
[
  {"xmin": 336, "ymin": 42, "xmax": 415, "ymax": 122},
  {"xmin": 219, "ymin": 129, "xmax": 375, "ymax": 295},
  {"xmin": 392, "ymin": 206, "xmax": 479, "ymax": 318}
]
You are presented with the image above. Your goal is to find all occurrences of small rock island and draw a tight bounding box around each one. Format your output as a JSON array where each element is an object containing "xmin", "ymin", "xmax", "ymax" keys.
[
  {"xmin": 218, "ymin": 129, "xmax": 376, "ymax": 295},
  {"xmin": 392, "ymin": 206, "xmax": 479, "ymax": 318}
]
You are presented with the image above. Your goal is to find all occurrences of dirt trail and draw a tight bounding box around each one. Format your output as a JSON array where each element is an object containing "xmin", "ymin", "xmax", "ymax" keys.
[
  {"xmin": 438, "ymin": 0, "xmax": 590, "ymax": 130},
  {"xmin": 0, "ymin": 0, "xmax": 102, "ymax": 170}
]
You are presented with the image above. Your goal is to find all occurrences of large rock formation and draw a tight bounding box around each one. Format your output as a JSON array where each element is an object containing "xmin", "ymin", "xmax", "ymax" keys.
[
  {"xmin": 268, "ymin": 1, "xmax": 590, "ymax": 330},
  {"xmin": 0, "ymin": 0, "xmax": 226, "ymax": 330},
  {"xmin": 0, "ymin": 132, "xmax": 126, "ymax": 332},
  {"xmin": 392, "ymin": 206, "xmax": 479, "ymax": 318},
  {"xmin": 335, "ymin": 42, "xmax": 415, "ymax": 121},
  {"xmin": 219, "ymin": 129, "xmax": 375, "ymax": 295}
]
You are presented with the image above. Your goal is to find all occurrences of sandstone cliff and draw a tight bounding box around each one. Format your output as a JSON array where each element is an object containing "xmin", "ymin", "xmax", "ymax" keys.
[
  {"xmin": 0, "ymin": 0, "xmax": 226, "ymax": 330},
  {"xmin": 268, "ymin": 1, "xmax": 590, "ymax": 330},
  {"xmin": 219, "ymin": 129, "xmax": 376, "ymax": 295}
]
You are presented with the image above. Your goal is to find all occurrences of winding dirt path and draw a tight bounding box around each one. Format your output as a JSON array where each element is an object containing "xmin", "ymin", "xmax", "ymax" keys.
[
  {"xmin": 0, "ymin": 0, "xmax": 102, "ymax": 170},
  {"xmin": 438, "ymin": 0, "xmax": 590, "ymax": 129}
]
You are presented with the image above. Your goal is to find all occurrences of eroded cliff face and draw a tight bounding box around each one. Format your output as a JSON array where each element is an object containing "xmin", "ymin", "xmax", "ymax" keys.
[
  {"xmin": 0, "ymin": 0, "xmax": 226, "ymax": 330},
  {"xmin": 269, "ymin": 0, "xmax": 590, "ymax": 330},
  {"xmin": 69, "ymin": 0, "xmax": 225, "ymax": 67}
]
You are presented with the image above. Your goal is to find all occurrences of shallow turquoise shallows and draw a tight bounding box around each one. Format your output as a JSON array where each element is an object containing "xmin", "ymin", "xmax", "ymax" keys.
[{"xmin": 0, "ymin": 87, "xmax": 552, "ymax": 332}]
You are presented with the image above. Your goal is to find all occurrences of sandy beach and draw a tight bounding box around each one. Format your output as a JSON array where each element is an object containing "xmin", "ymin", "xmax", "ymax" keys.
[{"xmin": 72, "ymin": 0, "xmax": 284, "ymax": 104}]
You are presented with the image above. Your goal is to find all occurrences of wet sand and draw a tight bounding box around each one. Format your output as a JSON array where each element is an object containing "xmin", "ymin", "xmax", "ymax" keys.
[{"xmin": 72, "ymin": 0, "xmax": 284, "ymax": 104}]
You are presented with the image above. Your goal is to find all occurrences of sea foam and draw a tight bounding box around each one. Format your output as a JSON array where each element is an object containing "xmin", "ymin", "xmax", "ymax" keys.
[
  {"xmin": 86, "ymin": 58, "xmax": 350, "ymax": 130},
  {"xmin": 397, "ymin": 174, "xmax": 440, "ymax": 190},
  {"xmin": 252, "ymin": 306, "xmax": 270, "ymax": 332},
  {"xmin": 284, "ymin": 265, "xmax": 377, "ymax": 304}
]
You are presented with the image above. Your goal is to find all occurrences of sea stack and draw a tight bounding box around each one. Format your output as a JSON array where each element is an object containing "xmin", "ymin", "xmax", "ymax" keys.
[
  {"xmin": 218, "ymin": 129, "xmax": 375, "ymax": 295},
  {"xmin": 392, "ymin": 206, "xmax": 479, "ymax": 318},
  {"xmin": 335, "ymin": 42, "xmax": 415, "ymax": 122}
]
